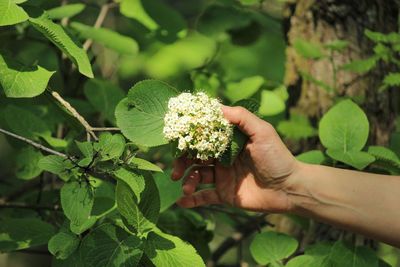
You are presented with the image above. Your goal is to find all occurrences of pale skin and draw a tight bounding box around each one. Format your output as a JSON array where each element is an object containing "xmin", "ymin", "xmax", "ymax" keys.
[{"xmin": 172, "ymin": 106, "xmax": 400, "ymax": 248}]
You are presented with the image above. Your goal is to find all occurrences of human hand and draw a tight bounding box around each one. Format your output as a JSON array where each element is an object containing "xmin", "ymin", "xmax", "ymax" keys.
[{"xmin": 172, "ymin": 105, "xmax": 300, "ymax": 213}]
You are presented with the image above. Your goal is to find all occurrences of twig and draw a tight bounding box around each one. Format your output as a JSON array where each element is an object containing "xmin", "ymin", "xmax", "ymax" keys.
[
  {"xmin": 0, "ymin": 128, "xmax": 67, "ymax": 158},
  {"xmin": 50, "ymin": 91, "xmax": 98, "ymax": 141},
  {"xmin": 0, "ymin": 202, "xmax": 60, "ymax": 211},
  {"xmin": 83, "ymin": 3, "xmax": 111, "ymax": 51},
  {"xmin": 92, "ymin": 127, "xmax": 120, "ymax": 131}
]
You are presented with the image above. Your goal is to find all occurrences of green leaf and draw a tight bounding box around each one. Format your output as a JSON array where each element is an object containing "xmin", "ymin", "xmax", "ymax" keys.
[
  {"xmin": 0, "ymin": 0, "xmax": 28, "ymax": 26},
  {"xmin": 120, "ymin": 0, "xmax": 186, "ymax": 42},
  {"xmin": 153, "ymin": 170, "xmax": 182, "ymax": 212},
  {"xmin": 144, "ymin": 231, "xmax": 205, "ymax": 267},
  {"xmin": 224, "ymin": 75, "xmax": 264, "ymax": 103},
  {"xmin": 83, "ymin": 79, "xmax": 125, "ymax": 124},
  {"xmin": 341, "ymin": 57, "xmax": 377, "ymax": 74},
  {"xmin": 90, "ymin": 178, "xmax": 116, "ymax": 218},
  {"xmin": 75, "ymin": 141, "xmax": 94, "ymax": 159},
  {"xmin": 145, "ymin": 33, "xmax": 216, "ymax": 78},
  {"xmin": 0, "ymin": 217, "xmax": 55, "ymax": 252},
  {"xmin": 300, "ymin": 71, "xmax": 334, "ymax": 93},
  {"xmin": 115, "ymin": 169, "xmax": 160, "ymax": 235},
  {"xmin": 293, "ymin": 39, "xmax": 324, "ymax": 59},
  {"xmin": 48, "ymin": 231, "xmax": 79, "ymax": 260},
  {"xmin": 61, "ymin": 181, "xmax": 94, "ymax": 233},
  {"xmin": 296, "ymin": 150, "xmax": 325, "ymax": 165},
  {"xmin": 130, "ymin": 157, "xmax": 163, "ymax": 172},
  {"xmin": 383, "ymin": 73, "xmax": 400, "ymax": 86},
  {"xmin": 286, "ymin": 255, "xmax": 325, "ymax": 267},
  {"xmin": 115, "ymin": 80, "xmax": 178, "ymax": 147},
  {"xmin": 69, "ymin": 217, "xmax": 96, "ymax": 235},
  {"xmin": 0, "ymin": 54, "xmax": 54, "ymax": 98},
  {"xmin": 249, "ymin": 231, "xmax": 298, "ymax": 265},
  {"xmin": 319, "ymin": 99, "xmax": 369, "ymax": 152},
  {"xmin": 259, "ymin": 90, "xmax": 286, "ymax": 116},
  {"xmin": 47, "ymin": 3, "xmax": 85, "ymax": 20},
  {"xmin": 277, "ymin": 113, "xmax": 317, "ymax": 140},
  {"xmin": 94, "ymin": 133, "xmax": 125, "ymax": 161},
  {"xmin": 367, "ymin": 146, "xmax": 400, "ymax": 174},
  {"xmin": 3, "ymin": 105, "xmax": 50, "ymax": 140},
  {"xmin": 70, "ymin": 22, "xmax": 139, "ymax": 55},
  {"xmin": 326, "ymin": 149, "xmax": 375, "ymax": 170},
  {"xmin": 324, "ymin": 40, "xmax": 349, "ymax": 51},
  {"xmin": 220, "ymin": 99, "xmax": 260, "ymax": 166},
  {"xmin": 52, "ymin": 251, "xmax": 81, "ymax": 267},
  {"xmin": 28, "ymin": 11, "xmax": 93, "ymax": 78},
  {"xmin": 15, "ymin": 147, "xmax": 43, "ymax": 180},
  {"xmin": 364, "ymin": 29, "xmax": 400, "ymax": 43},
  {"xmin": 307, "ymin": 241, "xmax": 379, "ymax": 267},
  {"xmin": 38, "ymin": 155, "xmax": 73, "ymax": 182},
  {"xmin": 80, "ymin": 223, "xmax": 143, "ymax": 267}
]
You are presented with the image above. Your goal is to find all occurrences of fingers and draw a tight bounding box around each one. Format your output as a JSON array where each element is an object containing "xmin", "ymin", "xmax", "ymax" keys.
[
  {"xmin": 177, "ymin": 189, "xmax": 222, "ymax": 208},
  {"xmin": 221, "ymin": 105, "xmax": 266, "ymax": 137},
  {"xmin": 182, "ymin": 170, "xmax": 200, "ymax": 195},
  {"xmin": 172, "ymin": 158, "xmax": 186, "ymax": 180}
]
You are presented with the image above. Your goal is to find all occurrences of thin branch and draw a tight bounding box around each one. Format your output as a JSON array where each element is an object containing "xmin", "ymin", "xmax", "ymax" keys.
[
  {"xmin": 83, "ymin": 3, "xmax": 111, "ymax": 51},
  {"xmin": 92, "ymin": 127, "xmax": 121, "ymax": 131},
  {"xmin": 50, "ymin": 91, "xmax": 98, "ymax": 141},
  {"xmin": 0, "ymin": 128, "xmax": 67, "ymax": 158},
  {"xmin": 0, "ymin": 202, "xmax": 60, "ymax": 211}
]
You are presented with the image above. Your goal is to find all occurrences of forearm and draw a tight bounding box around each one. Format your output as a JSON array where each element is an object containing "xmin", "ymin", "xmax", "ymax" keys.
[{"xmin": 286, "ymin": 162, "xmax": 400, "ymax": 247}]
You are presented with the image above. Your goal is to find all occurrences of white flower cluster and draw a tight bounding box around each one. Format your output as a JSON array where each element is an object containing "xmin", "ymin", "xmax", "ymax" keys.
[{"xmin": 163, "ymin": 92, "xmax": 233, "ymax": 161}]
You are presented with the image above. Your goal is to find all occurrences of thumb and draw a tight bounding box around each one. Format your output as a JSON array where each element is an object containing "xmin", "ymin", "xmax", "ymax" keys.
[{"xmin": 221, "ymin": 105, "xmax": 265, "ymax": 137}]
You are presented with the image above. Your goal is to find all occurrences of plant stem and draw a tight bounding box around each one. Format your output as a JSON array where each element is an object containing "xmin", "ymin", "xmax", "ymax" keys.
[
  {"xmin": 83, "ymin": 3, "xmax": 111, "ymax": 51},
  {"xmin": 50, "ymin": 91, "xmax": 98, "ymax": 141},
  {"xmin": 0, "ymin": 128, "xmax": 67, "ymax": 158}
]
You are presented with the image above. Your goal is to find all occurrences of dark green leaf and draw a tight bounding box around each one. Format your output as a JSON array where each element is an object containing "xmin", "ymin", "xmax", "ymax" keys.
[
  {"xmin": 220, "ymin": 99, "xmax": 260, "ymax": 166},
  {"xmin": 115, "ymin": 169, "xmax": 160, "ymax": 235},
  {"xmin": 80, "ymin": 223, "xmax": 143, "ymax": 267},
  {"xmin": 0, "ymin": 217, "xmax": 55, "ymax": 252},
  {"xmin": 15, "ymin": 147, "xmax": 43, "ymax": 180},
  {"xmin": 48, "ymin": 231, "xmax": 79, "ymax": 260},
  {"xmin": 83, "ymin": 79, "xmax": 125, "ymax": 124}
]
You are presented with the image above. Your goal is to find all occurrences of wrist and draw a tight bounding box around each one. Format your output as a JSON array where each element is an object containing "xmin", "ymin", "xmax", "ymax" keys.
[{"xmin": 282, "ymin": 161, "xmax": 319, "ymax": 214}]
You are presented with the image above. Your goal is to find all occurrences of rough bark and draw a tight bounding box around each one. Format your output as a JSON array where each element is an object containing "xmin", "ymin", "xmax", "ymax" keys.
[{"xmin": 284, "ymin": 0, "xmax": 399, "ymax": 145}]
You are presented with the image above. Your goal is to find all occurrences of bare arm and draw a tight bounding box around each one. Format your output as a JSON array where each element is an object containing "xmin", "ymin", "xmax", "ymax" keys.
[
  {"xmin": 173, "ymin": 105, "xmax": 400, "ymax": 247},
  {"xmin": 286, "ymin": 163, "xmax": 400, "ymax": 247}
]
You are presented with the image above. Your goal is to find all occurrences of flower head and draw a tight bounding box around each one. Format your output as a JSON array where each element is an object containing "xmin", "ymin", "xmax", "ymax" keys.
[{"xmin": 163, "ymin": 92, "xmax": 233, "ymax": 161}]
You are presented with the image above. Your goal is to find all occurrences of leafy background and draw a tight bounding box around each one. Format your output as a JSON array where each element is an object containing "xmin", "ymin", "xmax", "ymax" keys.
[{"xmin": 1, "ymin": 0, "xmax": 400, "ymax": 266}]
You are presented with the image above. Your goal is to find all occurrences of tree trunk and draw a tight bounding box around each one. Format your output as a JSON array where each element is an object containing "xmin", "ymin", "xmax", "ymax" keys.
[{"xmin": 284, "ymin": 0, "xmax": 399, "ymax": 146}]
